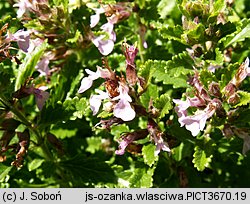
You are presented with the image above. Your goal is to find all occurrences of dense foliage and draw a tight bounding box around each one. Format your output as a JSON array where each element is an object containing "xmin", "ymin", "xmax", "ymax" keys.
[{"xmin": 1, "ymin": 0, "xmax": 250, "ymax": 188}]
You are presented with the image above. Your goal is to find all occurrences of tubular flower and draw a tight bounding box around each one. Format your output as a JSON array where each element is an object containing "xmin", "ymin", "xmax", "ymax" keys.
[
  {"xmin": 13, "ymin": 0, "xmax": 48, "ymax": 18},
  {"xmin": 123, "ymin": 44, "xmax": 138, "ymax": 85},
  {"xmin": 78, "ymin": 66, "xmax": 112, "ymax": 93},
  {"xmin": 115, "ymin": 130, "xmax": 148, "ymax": 155},
  {"xmin": 91, "ymin": 22, "xmax": 116, "ymax": 56},
  {"xmin": 78, "ymin": 43, "xmax": 138, "ymax": 122},
  {"xmin": 231, "ymin": 57, "xmax": 250, "ymax": 87},
  {"xmin": 6, "ymin": 30, "xmax": 31, "ymax": 52},
  {"xmin": 13, "ymin": 0, "xmax": 35, "ymax": 18},
  {"xmin": 147, "ymin": 119, "xmax": 170, "ymax": 156},
  {"xmin": 112, "ymin": 82, "xmax": 135, "ymax": 121},
  {"xmin": 174, "ymin": 71, "xmax": 224, "ymax": 136},
  {"xmin": 6, "ymin": 30, "xmax": 44, "ymax": 53},
  {"xmin": 89, "ymin": 90, "xmax": 109, "ymax": 115},
  {"xmin": 223, "ymin": 58, "xmax": 250, "ymax": 104},
  {"xmin": 179, "ymin": 99, "xmax": 219, "ymax": 136},
  {"xmin": 89, "ymin": 2, "xmax": 131, "ymax": 55}
]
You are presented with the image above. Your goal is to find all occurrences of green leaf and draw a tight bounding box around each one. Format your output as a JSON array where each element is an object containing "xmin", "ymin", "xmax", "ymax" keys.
[
  {"xmin": 140, "ymin": 84, "xmax": 159, "ymax": 109},
  {"xmin": 207, "ymin": 0, "xmax": 226, "ymax": 22},
  {"xmin": 150, "ymin": 52, "xmax": 194, "ymax": 88},
  {"xmin": 59, "ymin": 154, "xmax": 116, "ymax": 185},
  {"xmin": 0, "ymin": 165, "xmax": 12, "ymax": 182},
  {"xmin": 157, "ymin": 0, "xmax": 176, "ymax": 19},
  {"xmin": 159, "ymin": 25, "xmax": 184, "ymax": 44},
  {"xmin": 28, "ymin": 159, "xmax": 45, "ymax": 172},
  {"xmin": 138, "ymin": 61, "xmax": 154, "ymax": 86},
  {"xmin": 50, "ymin": 128, "xmax": 77, "ymax": 139},
  {"xmin": 154, "ymin": 93, "xmax": 173, "ymax": 119},
  {"xmin": 39, "ymin": 102, "xmax": 70, "ymax": 126},
  {"xmin": 52, "ymin": 0, "xmax": 68, "ymax": 10},
  {"xmin": 220, "ymin": 20, "xmax": 250, "ymax": 48},
  {"xmin": 185, "ymin": 23, "xmax": 206, "ymax": 45},
  {"xmin": 199, "ymin": 69, "xmax": 217, "ymax": 88},
  {"xmin": 15, "ymin": 41, "xmax": 47, "ymax": 90},
  {"xmin": 111, "ymin": 124, "xmax": 130, "ymax": 140},
  {"xmin": 86, "ymin": 137, "xmax": 103, "ymax": 154},
  {"xmin": 234, "ymin": 91, "xmax": 250, "ymax": 108},
  {"xmin": 142, "ymin": 143, "xmax": 158, "ymax": 167},
  {"xmin": 67, "ymin": 30, "xmax": 81, "ymax": 44},
  {"xmin": 41, "ymin": 97, "xmax": 89, "ymax": 126},
  {"xmin": 129, "ymin": 165, "xmax": 155, "ymax": 188},
  {"xmin": 192, "ymin": 146, "xmax": 213, "ymax": 171}
]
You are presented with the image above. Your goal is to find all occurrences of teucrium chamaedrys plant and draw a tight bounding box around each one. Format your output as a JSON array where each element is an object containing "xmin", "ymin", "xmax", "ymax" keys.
[{"xmin": 1, "ymin": 0, "xmax": 250, "ymax": 188}]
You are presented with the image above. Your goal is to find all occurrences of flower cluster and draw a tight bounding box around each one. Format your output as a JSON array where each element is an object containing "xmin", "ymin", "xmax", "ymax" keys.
[
  {"xmin": 223, "ymin": 58, "xmax": 250, "ymax": 104},
  {"xmin": 115, "ymin": 119, "xmax": 171, "ymax": 156},
  {"xmin": 13, "ymin": 83, "xmax": 50, "ymax": 111},
  {"xmin": 173, "ymin": 71, "xmax": 223, "ymax": 136},
  {"xmin": 174, "ymin": 58, "xmax": 250, "ymax": 154},
  {"xmin": 78, "ymin": 43, "xmax": 171, "ymax": 155},
  {"xmin": 78, "ymin": 43, "xmax": 137, "ymax": 121},
  {"xmin": 89, "ymin": 2, "xmax": 131, "ymax": 55}
]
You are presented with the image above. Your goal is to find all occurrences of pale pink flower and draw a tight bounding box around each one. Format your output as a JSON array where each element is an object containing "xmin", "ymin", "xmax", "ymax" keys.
[
  {"xmin": 91, "ymin": 22, "xmax": 116, "ymax": 56},
  {"xmin": 90, "ymin": 7, "xmax": 105, "ymax": 28},
  {"xmin": 153, "ymin": 134, "xmax": 171, "ymax": 156},
  {"xmin": 147, "ymin": 119, "xmax": 170, "ymax": 155},
  {"xmin": 112, "ymin": 83, "xmax": 135, "ymax": 121},
  {"xmin": 33, "ymin": 86, "xmax": 50, "ymax": 110},
  {"xmin": 231, "ymin": 57, "xmax": 250, "ymax": 87},
  {"xmin": 35, "ymin": 52, "xmax": 53, "ymax": 77},
  {"xmin": 13, "ymin": 0, "xmax": 35, "ymax": 18},
  {"xmin": 113, "ymin": 99, "xmax": 135, "ymax": 121},
  {"xmin": 25, "ymin": 86, "xmax": 49, "ymax": 110},
  {"xmin": 89, "ymin": 2, "xmax": 131, "ymax": 55},
  {"xmin": 173, "ymin": 96, "xmax": 206, "ymax": 126},
  {"xmin": 179, "ymin": 100, "xmax": 218, "ymax": 136},
  {"xmin": 115, "ymin": 129, "xmax": 148, "ymax": 155},
  {"xmin": 115, "ymin": 133, "xmax": 137, "ymax": 155},
  {"xmin": 78, "ymin": 66, "xmax": 112, "ymax": 93},
  {"xmin": 6, "ymin": 30, "xmax": 43, "ymax": 53},
  {"xmin": 89, "ymin": 90, "xmax": 109, "ymax": 115},
  {"xmin": 6, "ymin": 30, "xmax": 31, "ymax": 52},
  {"xmin": 27, "ymin": 38, "xmax": 44, "ymax": 53}
]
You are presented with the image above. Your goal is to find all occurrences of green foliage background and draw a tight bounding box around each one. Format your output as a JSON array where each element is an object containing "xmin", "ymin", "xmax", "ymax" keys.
[{"xmin": 1, "ymin": 0, "xmax": 250, "ymax": 188}]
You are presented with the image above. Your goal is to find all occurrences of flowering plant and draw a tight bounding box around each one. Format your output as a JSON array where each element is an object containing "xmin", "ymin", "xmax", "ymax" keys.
[{"xmin": 1, "ymin": 0, "xmax": 250, "ymax": 187}]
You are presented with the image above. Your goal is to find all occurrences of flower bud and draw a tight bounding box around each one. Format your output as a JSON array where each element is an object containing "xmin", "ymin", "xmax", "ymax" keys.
[
  {"xmin": 209, "ymin": 82, "xmax": 221, "ymax": 98},
  {"xmin": 222, "ymin": 124, "xmax": 234, "ymax": 139},
  {"xmin": 185, "ymin": 1, "xmax": 209, "ymax": 19}
]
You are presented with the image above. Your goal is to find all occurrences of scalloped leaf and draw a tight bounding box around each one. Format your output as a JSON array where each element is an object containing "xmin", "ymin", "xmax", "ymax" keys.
[
  {"xmin": 86, "ymin": 137, "xmax": 103, "ymax": 154},
  {"xmin": 129, "ymin": 165, "xmax": 155, "ymax": 188},
  {"xmin": 39, "ymin": 97, "xmax": 89, "ymax": 126},
  {"xmin": 140, "ymin": 84, "xmax": 159, "ymax": 109},
  {"xmin": 142, "ymin": 143, "xmax": 158, "ymax": 167},
  {"xmin": 159, "ymin": 25, "xmax": 185, "ymax": 44},
  {"xmin": 15, "ymin": 41, "xmax": 47, "ymax": 90},
  {"xmin": 234, "ymin": 91, "xmax": 250, "ymax": 108},
  {"xmin": 59, "ymin": 154, "xmax": 116, "ymax": 185},
  {"xmin": 192, "ymin": 146, "xmax": 213, "ymax": 171},
  {"xmin": 150, "ymin": 52, "xmax": 194, "ymax": 88},
  {"xmin": 154, "ymin": 93, "xmax": 173, "ymax": 118},
  {"xmin": 219, "ymin": 19, "xmax": 250, "ymax": 48}
]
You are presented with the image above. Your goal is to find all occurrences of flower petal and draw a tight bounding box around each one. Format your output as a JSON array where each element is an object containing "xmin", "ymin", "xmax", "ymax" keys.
[
  {"xmin": 89, "ymin": 90, "xmax": 109, "ymax": 115},
  {"xmin": 78, "ymin": 77, "xmax": 93, "ymax": 93},
  {"xmin": 113, "ymin": 99, "xmax": 135, "ymax": 121}
]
